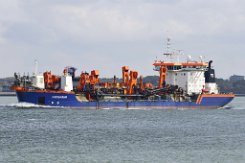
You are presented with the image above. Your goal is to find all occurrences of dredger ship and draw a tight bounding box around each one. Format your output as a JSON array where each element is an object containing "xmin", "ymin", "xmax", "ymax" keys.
[{"xmin": 11, "ymin": 41, "xmax": 234, "ymax": 109}]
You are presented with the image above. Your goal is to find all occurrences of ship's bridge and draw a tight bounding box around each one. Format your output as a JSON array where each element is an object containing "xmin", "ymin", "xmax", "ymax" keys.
[
  {"xmin": 153, "ymin": 61, "xmax": 208, "ymax": 72},
  {"xmin": 153, "ymin": 61, "xmax": 209, "ymax": 95}
]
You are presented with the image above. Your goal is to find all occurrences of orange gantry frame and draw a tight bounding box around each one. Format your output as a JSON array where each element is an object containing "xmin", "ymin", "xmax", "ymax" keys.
[
  {"xmin": 153, "ymin": 61, "xmax": 209, "ymax": 88},
  {"xmin": 122, "ymin": 66, "xmax": 129, "ymax": 87},
  {"xmin": 122, "ymin": 66, "xmax": 139, "ymax": 94},
  {"xmin": 77, "ymin": 72, "xmax": 90, "ymax": 91},
  {"xmin": 77, "ymin": 70, "xmax": 100, "ymax": 91},
  {"xmin": 43, "ymin": 71, "xmax": 60, "ymax": 89},
  {"xmin": 127, "ymin": 70, "xmax": 138, "ymax": 94},
  {"xmin": 159, "ymin": 66, "xmax": 167, "ymax": 88},
  {"xmin": 90, "ymin": 70, "xmax": 100, "ymax": 86}
]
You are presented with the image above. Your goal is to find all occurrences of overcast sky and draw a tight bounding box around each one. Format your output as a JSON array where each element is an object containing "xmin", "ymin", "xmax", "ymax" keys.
[{"xmin": 0, "ymin": 0, "xmax": 244, "ymax": 78}]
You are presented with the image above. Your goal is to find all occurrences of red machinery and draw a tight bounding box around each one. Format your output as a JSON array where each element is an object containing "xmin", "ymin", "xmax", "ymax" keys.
[{"xmin": 43, "ymin": 71, "xmax": 60, "ymax": 89}]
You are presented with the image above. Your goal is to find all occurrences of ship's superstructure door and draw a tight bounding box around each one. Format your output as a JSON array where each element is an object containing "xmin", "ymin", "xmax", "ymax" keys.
[{"xmin": 38, "ymin": 97, "xmax": 45, "ymax": 105}]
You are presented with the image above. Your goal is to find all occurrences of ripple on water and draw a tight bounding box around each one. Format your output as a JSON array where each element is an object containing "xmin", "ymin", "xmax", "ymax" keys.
[{"xmin": 0, "ymin": 97, "xmax": 245, "ymax": 162}]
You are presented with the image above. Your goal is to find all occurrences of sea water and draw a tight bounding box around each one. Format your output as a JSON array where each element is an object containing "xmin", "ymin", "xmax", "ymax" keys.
[{"xmin": 0, "ymin": 96, "xmax": 245, "ymax": 163}]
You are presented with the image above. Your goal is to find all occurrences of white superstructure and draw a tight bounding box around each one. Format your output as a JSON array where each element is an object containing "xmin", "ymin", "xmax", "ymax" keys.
[
  {"xmin": 61, "ymin": 73, "xmax": 73, "ymax": 92},
  {"xmin": 31, "ymin": 74, "xmax": 45, "ymax": 89},
  {"xmin": 166, "ymin": 67, "xmax": 206, "ymax": 95},
  {"xmin": 154, "ymin": 38, "xmax": 219, "ymax": 95}
]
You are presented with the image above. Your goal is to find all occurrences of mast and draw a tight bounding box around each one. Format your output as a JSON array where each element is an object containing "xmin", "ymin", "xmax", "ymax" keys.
[
  {"xmin": 163, "ymin": 37, "xmax": 173, "ymax": 58},
  {"xmin": 34, "ymin": 60, "xmax": 38, "ymax": 75}
]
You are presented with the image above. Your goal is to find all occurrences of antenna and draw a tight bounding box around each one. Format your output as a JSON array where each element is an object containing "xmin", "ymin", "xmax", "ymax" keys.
[
  {"xmin": 163, "ymin": 37, "xmax": 173, "ymax": 57},
  {"xmin": 187, "ymin": 55, "xmax": 192, "ymax": 62},
  {"xmin": 34, "ymin": 60, "xmax": 38, "ymax": 75},
  {"xmin": 176, "ymin": 50, "xmax": 183, "ymax": 63},
  {"xmin": 199, "ymin": 55, "xmax": 203, "ymax": 62},
  {"xmin": 162, "ymin": 37, "xmax": 184, "ymax": 63}
]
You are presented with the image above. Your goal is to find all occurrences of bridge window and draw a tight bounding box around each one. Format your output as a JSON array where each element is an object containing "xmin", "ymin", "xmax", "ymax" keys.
[{"xmin": 167, "ymin": 66, "xmax": 173, "ymax": 70}]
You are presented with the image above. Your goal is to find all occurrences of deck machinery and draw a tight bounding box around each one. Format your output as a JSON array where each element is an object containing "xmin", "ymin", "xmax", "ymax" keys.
[{"xmin": 11, "ymin": 39, "xmax": 234, "ymax": 108}]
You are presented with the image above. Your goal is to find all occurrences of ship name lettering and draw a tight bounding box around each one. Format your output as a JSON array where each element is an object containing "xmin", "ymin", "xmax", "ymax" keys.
[{"xmin": 52, "ymin": 96, "xmax": 67, "ymax": 99}]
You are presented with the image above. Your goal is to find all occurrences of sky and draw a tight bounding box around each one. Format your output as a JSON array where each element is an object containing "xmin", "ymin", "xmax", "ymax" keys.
[{"xmin": 0, "ymin": 0, "xmax": 244, "ymax": 79}]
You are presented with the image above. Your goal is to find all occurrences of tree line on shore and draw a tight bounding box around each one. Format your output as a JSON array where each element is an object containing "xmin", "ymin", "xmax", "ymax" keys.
[{"xmin": 0, "ymin": 76, "xmax": 244, "ymax": 94}]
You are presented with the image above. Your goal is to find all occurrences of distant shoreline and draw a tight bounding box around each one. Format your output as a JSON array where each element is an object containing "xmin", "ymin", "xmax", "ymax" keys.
[
  {"xmin": 0, "ymin": 92, "xmax": 16, "ymax": 96},
  {"xmin": 235, "ymin": 94, "xmax": 245, "ymax": 97}
]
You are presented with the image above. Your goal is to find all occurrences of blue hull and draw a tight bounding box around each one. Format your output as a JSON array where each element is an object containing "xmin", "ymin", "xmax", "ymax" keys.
[{"xmin": 16, "ymin": 91, "xmax": 234, "ymax": 109}]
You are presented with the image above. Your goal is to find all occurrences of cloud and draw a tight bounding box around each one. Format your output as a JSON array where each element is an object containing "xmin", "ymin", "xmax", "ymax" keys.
[
  {"xmin": 50, "ymin": 4, "xmax": 147, "ymax": 42},
  {"xmin": 0, "ymin": 0, "xmax": 245, "ymax": 78}
]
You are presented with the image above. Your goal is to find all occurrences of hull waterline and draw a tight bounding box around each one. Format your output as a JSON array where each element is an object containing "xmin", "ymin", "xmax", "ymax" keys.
[{"xmin": 16, "ymin": 91, "xmax": 235, "ymax": 109}]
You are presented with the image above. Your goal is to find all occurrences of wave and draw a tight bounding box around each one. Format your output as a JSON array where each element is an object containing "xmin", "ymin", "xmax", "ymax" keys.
[
  {"xmin": 228, "ymin": 106, "xmax": 245, "ymax": 110},
  {"xmin": 1, "ymin": 102, "xmax": 244, "ymax": 110},
  {"xmin": 0, "ymin": 102, "xmax": 57, "ymax": 109}
]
